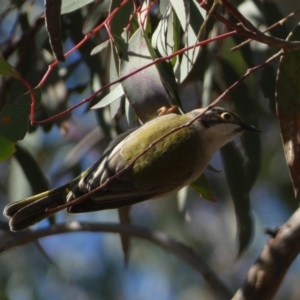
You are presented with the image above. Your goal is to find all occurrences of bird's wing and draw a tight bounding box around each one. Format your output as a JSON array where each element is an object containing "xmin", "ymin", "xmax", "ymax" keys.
[
  {"xmin": 66, "ymin": 150, "xmax": 173, "ymax": 213},
  {"xmin": 66, "ymin": 113, "xmax": 193, "ymax": 213}
]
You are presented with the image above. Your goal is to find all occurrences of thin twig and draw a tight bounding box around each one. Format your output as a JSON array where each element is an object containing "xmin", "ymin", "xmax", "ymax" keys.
[
  {"xmin": 231, "ymin": 6, "xmax": 300, "ymax": 51},
  {"xmin": 199, "ymin": 1, "xmax": 300, "ymax": 51},
  {"xmin": 34, "ymin": 30, "xmax": 236, "ymax": 125},
  {"xmin": 210, "ymin": 50, "xmax": 283, "ymax": 107}
]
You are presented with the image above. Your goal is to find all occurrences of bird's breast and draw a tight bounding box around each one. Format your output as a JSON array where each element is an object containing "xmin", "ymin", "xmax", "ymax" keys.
[{"xmin": 123, "ymin": 125, "xmax": 211, "ymax": 190}]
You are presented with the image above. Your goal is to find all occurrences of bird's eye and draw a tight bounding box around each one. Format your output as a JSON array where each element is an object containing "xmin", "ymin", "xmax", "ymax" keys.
[{"xmin": 221, "ymin": 112, "xmax": 233, "ymax": 121}]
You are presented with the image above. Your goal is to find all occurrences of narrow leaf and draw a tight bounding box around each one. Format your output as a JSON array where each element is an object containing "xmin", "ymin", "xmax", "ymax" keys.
[
  {"xmin": 61, "ymin": 0, "xmax": 94, "ymax": 14},
  {"xmin": 218, "ymin": 58, "xmax": 260, "ymax": 255},
  {"xmin": 0, "ymin": 57, "xmax": 22, "ymax": 80},
  {"xmin": 14, "ymin": 145, "xmax": 49, "ymax": 195},
  {"xmin": 90, "ymin": 39, "xmax": 110, "ymax": 56},
  {"xmin": 276, "ymin": 24, "xmax": 300, "ymax": 198},
  {"xmin": 91, "ymin": 84, "xmax": 124, "ymax": 109},
  {"xmin": 45, "ymin": 0, "xmax": 64, "ymax": 61},
  {"xmin": 118, "ymin": 206, "xmax": 132, "ymax": 266},
  {"xmin": 221, "ymin": 142, "xmax": 253, "ymax": 256},
  {"xmin": 0, "ymin": 136, "xmax": 15, "ymax": 162},
  {"xmin": 120, "ymin": 28, "xmax": 172, "ymax": 123},
  {"xmin": 0, "ymin": 92, "xmax": 31, "ymax": 142},
  {"xmin": 83, "ymin": 0, "xmax": 108, "ymax": 35},
  {"xmin": 190, "ymin": 173, "xmax": 216, "ymax": 203},
  {"xmin": 171, "ymin": 0, "xmax": 203, "ymax": 82}
]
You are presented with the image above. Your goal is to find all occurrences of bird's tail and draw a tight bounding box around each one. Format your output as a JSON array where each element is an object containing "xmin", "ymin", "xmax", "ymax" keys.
[
  {"xmin": 4, "ymin": 185, "xmax": 69, "ymax": 231},
  {"xmin": 3, "ymin": 175, "xmax": 84, "ymax": 231}
]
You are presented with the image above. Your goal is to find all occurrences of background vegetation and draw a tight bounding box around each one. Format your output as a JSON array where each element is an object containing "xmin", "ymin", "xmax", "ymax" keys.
[{"xmin": 1, "ymin": 0, "xmax": 300, "ymax": 299}]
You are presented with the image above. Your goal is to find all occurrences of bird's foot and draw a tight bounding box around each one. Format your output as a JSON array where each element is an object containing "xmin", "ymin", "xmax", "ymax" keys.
[{"xmin": 157, "ymin": 105, "xmax": 179, "ymax": 116}]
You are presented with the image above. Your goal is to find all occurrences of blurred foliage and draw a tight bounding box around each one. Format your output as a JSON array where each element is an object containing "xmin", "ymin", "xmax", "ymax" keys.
[{"xmin": 0, "ymin": 0, "xmax": 300, "ymax": 299}]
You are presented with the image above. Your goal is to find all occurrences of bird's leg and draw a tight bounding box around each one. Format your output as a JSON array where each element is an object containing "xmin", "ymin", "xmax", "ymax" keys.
[{"xmin": 157, "ymin": 105, "xmax": 179, "ymax": 116}]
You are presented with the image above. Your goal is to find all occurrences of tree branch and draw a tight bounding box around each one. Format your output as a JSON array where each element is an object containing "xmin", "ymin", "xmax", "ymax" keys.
[
  {"xmin": 233, "ymin": 207, "xmax": 300, "ymax": 300},
  {"xmin": 199, "ymin": 1, "xmax": 300, "ymax": 51},
  {"xmin": 0, "ymin": 221, "xmax": 232, "ymax": 300}
]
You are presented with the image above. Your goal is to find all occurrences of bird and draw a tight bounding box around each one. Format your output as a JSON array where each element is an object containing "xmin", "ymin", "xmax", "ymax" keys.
[{"xmin": 3, "ymin": 106, "xmax": 260, "ymax": 231}]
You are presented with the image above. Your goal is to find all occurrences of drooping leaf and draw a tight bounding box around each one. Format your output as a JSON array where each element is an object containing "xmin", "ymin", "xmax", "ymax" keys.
[
  {"xmin": 218, "ymin": 59, "xmax": 261, "ymax": 193},
  {"xmin": 90, "ymin": 39, "xmax": 110, "ymax": 56},
  {"xmin": 190, "ymin": 173, "xmax": 216, "ymax": 203},
  {"xmin": 109, "ymin": 0, "xmax": 133, "ymax": 38},
  {"xmin": 152, "ymin": 4, "xmax": 174, "ymax": 58},
  {"xmin": 0, "ymin": 136, "xmax": 15, "ymax": 162},
  {"xmin": 44, "ymin": 0, "xmax": 64, "ymax": 61},
  {"xmin": 221, "ymin": 142, "xmax": 253, "ymax": 256},
  {"xmin": 217, "ymin": 58, "xmax": 261, "ymax": 254},
  {"xmin": 146, "ymin": 27, "xmax": 181, "ymax": 108},
  {"xmin": 91, "ymin": 84, "xmax": 124, "ymax": 109},
  {"xmin": 82, "ymin": 0, "xmax": 108, "ymax": 35},
  {"xmin": 14, "ymin": 145, "xmax": 49, "ymax": 195},
  {"xmin": 120, "ymin": 28, "xmax": 173, "ymax": 123},
  {"xmin": 118, "ymin": 206, "xmax": 131, "ymax": 267},
  {"xmin": 276, "ymin": 24, "xmax": 300, "ymax": 198},
  {"xmin": 0, "ymin": 92, "xmax": 31, "ymax": 142},
  {"xmin": 61, "ymin": 0, "xmax": 94, "ymax": 14},
  {"xmin": 0, "ymin": 57, "xmax": 22, "ymax": 80},
  {"xmin": 172, "ymin": 0, "xmax": 204, "ymax": 83}
]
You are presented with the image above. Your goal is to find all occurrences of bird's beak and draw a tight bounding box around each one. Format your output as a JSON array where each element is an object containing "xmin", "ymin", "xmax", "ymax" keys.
[{"xmin": 241, "ymin": 122, "xmax": 261, "ymax": 133}]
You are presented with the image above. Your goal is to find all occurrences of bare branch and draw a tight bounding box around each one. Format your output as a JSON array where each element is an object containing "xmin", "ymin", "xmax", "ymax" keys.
[
  {"xmin": 231, "ymin": 6, "xmax": 300, "ymax": 51},
  {"xmin": 0, "ymin": 221, "xmax": 232, "ymax": 300},
  {"xmin": 233, "ymin": 207, "xmax": 300, "ymax": 300},
  {"xmin": 211, "ymin": 50, "xmax": 283, "ymax": 106},
  {"xmin": 199, "ymin": 1, "xmax": 300, "ymax": 51}
]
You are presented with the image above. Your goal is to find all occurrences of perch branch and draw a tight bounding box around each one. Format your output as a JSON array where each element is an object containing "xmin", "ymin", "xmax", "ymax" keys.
[{"xmin": 0, "ymin": 221, "xmax": 232, "ymax": 300}]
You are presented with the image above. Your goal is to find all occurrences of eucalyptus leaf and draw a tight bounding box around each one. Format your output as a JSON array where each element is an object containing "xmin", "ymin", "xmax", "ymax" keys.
[{"xmin": 61, "ymin": 0, "xmax": 94, "ymax": 14}]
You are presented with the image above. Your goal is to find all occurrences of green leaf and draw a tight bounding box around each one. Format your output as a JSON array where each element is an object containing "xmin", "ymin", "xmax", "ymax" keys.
[
  {"xmin": 0, "ymin": 92, "xmax": 31, "ymax": 142},
  {"xmin": 152, "ymin": 4, "xmax": 174, "ymax": 58},
  {"xmin": 44, "ymin": 0, "xmax": 64, "ymax": 61},
  {"xmin": 14, "ymin": 145, "xmax": 49, "ymax": 195},
  {"xmin": 61, "ymin": 0, "xmax": 94, "ymax": 14},
  {"xmin": 0, "ymin": 136, "xmax": 15, "ymax": 162},
  {"xmin": 118, "ymin": 206, "xmax": 132, "ymax": 266},
  {"xmin": 276, "ymin": 24, "xmax": 300, "ymax": 198},
  {"xmin": 221, "ymin": 142, "xmax": 253, "ymax": 256},
  {"xmin": 145, "ymin": 29, "xmax": 181, "ymax": 109},
  {"xmin": 0, "ymin": 57, "xmax": 22, "ymax": 80},
  {"xmin": 217, "ymin": 58, "xmax": 260, "ymax": 255},
  {"xmin": 91, "ymin": 84, "xmax": 124, "ymax": 109},
  {"xmin": 172, "ymin": 0, "xmax": 204, "ymax": 83},
  {"xmin": 82, "ymin": 0, "xmax": 108, "ymax": 35},
  {"xmin": 90, "ymin": 39, "xmax": 110, "ymax": 56},
  {"xmin": 218, "ymin": 58, "xmax": 261, "ymax": 192},
  {"xmin": 109, "ymin": 0, "xmax": 133, "ymax": 38},
  {"xmin": 120, "ymin": 28, "xmax": 173, "ymax": 123},
  {"xmin": 190, "ymin": 173, "xmax": 215, "ymax": 203}
]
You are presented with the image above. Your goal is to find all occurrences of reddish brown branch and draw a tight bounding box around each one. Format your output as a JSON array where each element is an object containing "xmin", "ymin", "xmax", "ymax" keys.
[
  {"xmin": 210, "ymin": 50, "xmax": 283, "ymax": 107},
  {"xmin": 231, "ymin": 6, "xmax": 300, "ymax": 51},
  {"xmin": 34, "ymin": 30, "xmax": 236, "ymax": 125},
  {"xmin": 199, "ymin": 1, "xmax": 300, "ymax": 51}
]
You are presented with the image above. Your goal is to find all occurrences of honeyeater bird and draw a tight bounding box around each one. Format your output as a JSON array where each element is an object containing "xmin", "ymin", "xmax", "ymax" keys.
[{"xmin": 4, "ymin": 107, "xmax": 259, "ymax": 231}]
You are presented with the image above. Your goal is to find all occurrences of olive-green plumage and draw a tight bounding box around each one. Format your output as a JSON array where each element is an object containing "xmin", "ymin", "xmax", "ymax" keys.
[{"xmin": 3, "ymin": 107, "xmax": 259, "ymax": 231}]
